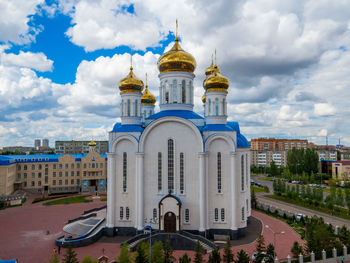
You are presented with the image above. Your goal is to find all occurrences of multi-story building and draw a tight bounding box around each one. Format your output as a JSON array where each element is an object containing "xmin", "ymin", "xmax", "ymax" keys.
[
  {"xmin": 315, "ymin": 145, "xmax": 338, "ymax": 161},
  {"xmin": 250, "ymin": 138, "xmax": 308, "ymax": 151},
  {"xmin": 42, "ymin": 139, "xmax": 49, "ymax": 148},
  {"xmin": 34, "ymin": 139, "xmax": 41, "ymax": 149},
  {"xmin": 55, "ymin": 140, "xmax": 108, "ymax": 154},
  {"xmin": 0, "ymin": 141, "xmax": 107, "ymax": 195},
  {"xmin": 332, "ymin": 161, "xmax": 350, "ymax": 179},
  {"xmin": 250, "ymin": 150, "xmax": 287, "ymax": 167}
]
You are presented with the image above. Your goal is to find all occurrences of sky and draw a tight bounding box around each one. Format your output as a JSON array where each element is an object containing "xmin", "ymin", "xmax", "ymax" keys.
[{"xmin": 1, "ymin": 0, "xmax": 350, "ymax": 148}]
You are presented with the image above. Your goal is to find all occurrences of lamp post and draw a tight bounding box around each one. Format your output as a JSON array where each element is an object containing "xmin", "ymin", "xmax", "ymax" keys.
[
  {"xmin": 265, "ymin": 225, "xmax": 285, "ymax": 259},
  {"xmin": 144, "ymin": 225, "xmax": 152, "ymax": 263}
]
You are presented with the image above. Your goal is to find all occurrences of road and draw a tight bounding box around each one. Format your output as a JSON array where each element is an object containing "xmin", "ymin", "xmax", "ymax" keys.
[{"xmin": 257, "ymin": 194, "xmax": 350, "ymax": 229}]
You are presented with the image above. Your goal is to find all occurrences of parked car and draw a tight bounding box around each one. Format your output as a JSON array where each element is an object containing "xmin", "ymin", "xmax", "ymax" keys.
[
  {"xmin": 296, "ymin": 213, "xmax": 305, "ymax": 221},
  {"xmin": 252, "ymin": 252, "xmax": 274, "ymax": 262}
]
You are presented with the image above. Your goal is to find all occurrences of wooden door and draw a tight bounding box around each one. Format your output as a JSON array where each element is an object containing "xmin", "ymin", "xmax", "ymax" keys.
[{"xmin": 164, "ymin": 212, "xmax": 176, "ymax": 232}]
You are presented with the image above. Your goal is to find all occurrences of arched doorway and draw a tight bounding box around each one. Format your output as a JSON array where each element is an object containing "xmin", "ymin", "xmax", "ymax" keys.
[{"xmin": 164, "ymin": 212, "xmax": 176, "ymax": 233}]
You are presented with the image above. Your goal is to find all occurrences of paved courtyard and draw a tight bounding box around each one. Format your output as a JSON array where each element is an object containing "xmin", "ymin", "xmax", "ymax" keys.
[{"xmin": 0, "ymin": 193, "xmax": 304, "ymax": 263}]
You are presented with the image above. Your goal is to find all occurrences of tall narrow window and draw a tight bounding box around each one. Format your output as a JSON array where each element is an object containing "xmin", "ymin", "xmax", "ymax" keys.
[
  {"xmin": 215, "ymin": 98, "xmax": 219, "ymax": 115},
  {"xmin": 189, "ymin": 81, "xmax": 193, "ymax": 104},
  {"xmin": 165, "ymin": 81, "xmax": 169, "ymax": 103},
  {"xmin": 222, "ymin": 99, "xmax": 226, "ymax": 115},
  {"xmin": 121, "ymin": 100, "xmax": 124, "ymax": 116},
  {"xmin": 242, "ymin": 207, "xmax": 245, "ymax": 221},
  {"xmin": 123, "ymin": 152, "xmax": 127, "ymax": 192},
  {"xmin": 208, "ymin": 99, "xmax": 211, "ymax": 114},
  {"xmin": 185, "ymin": 209, "xmax": 190, "ymax": 222},
  {"xmin": 158, "ymin": 152, "xmax": 162, "ymax": 192},
  {"xmin": 246, "ymin": 199, "xmax": 249, "ymax": 213},
  {"xmin": 182, "ymin": 80, "xmax": 186, "ymax": 103},
  {"xmin": 221, "ymin": 208, "xmax": 225, "ymax": 222},
  {"xmin": 180, "ymin": 152, "xmax": 184, "ymax": 194},
  {"xmin": 173, "ymin": 79, "xmax": 177, "ymax": 102},
  {"xmin": 217, "ymin": 152, "xmax": 222, "ymax": 193},
  {"xmin": 135, "ymin": 99, "xmax": 138, "ymax": 116},
  {"xmin": 214, "ymin": 208, "xmax": 218, "ymax": 222},
  {"xmin": 241, "ymin": 155, "xmax": 244, "ymax": 191},
  {"xmin": 246, "ymin": 153, "xmax": 248, "ymax": 186},
  {"xmin": 168, "ymin": 139, "xmax": 174, "ymax": 192},
  {"xmin": 127, "ymin": 99, "xmax": 130, "ymax": 116},
  {"xmin": 126, "ymin": 207, "xmax": 130, "ymax": 220},
  {"xmin": 120, "ymin": 207, "xmax": 124, "ymax": 220},
  {"xmin": 153, "ymin": 208, "xmax": 157, "ymax": 219}
]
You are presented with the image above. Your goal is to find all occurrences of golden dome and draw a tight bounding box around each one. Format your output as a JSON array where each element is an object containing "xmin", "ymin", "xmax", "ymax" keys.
[
  {"xmin": 141, "ymin": 86, "xmax": 156, "ymax": 105},
  {"xmin": 119, "ymin": 66, "xmax": 144, "ymax": 93},
  {"xmin": 89, "ymin": 140, "xmax": 96, "ymax": 147},
  {"xmin": 202, "ymin": 94, "xmax": 206, "ymax": 104},
  {"xmin": 157, "ymin": 37, "xmax": 196, "ymax": 74},
  {"xmin": 205, "ymin": 56, "xmax": 216, "ymax": 76},
  {"xmin": 203, "ymin": 65, "xmax": 229, "ymax": 93}
]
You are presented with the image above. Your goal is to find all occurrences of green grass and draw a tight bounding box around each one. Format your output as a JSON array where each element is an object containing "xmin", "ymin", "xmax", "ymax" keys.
[
  {"xmin": 100, "ymin": 193, "xmax": 107, "ymax": 196},
  {"xmin": 43, "ymin": 195, "xmax": 92, "ymax": 205},
  {"xmin": 265, "ymin": 194, "xmax": 350, "ymax": 221},
  {"xmin": 101, "ymin": 198, "xmax": 107, "ymax": 201},
  {"xmin": 252, "ymin": 186, "xmax": 269, "ymax": 193}
]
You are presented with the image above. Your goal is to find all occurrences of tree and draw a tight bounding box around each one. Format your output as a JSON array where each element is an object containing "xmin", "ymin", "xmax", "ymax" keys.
[
  {"xmin": 234, "ymin": 250, "xmax": 249, "ymax": 263},
  {"xmin": 163, "ymin": 240, "xmax": 175, "ymax": 263},
  {"xmin": 152, "ymin": 241, "xmax": 164, "ymax": 263},
  {"xmin": 179, "ymin": 253, "xmax": 192, "ymax": 263},
  {"xmin": 135, "ymin": 242, "xmax": 148, "ymax": 263},
  {"xmin": 223, "ymin": 237, "xmax": 234, "ymax": 263},
  {"xmin": 194, "ymin": 241, "xmax": 204, "ymax": 263},
  {"xmin": 339, "ymin": 226, "xmax": 350, "ymax": 246},
  {"xmin": 291, "ymin": 241, "xmax": 303, "ymax": 258},
  {"xmin": 81, "ymin": 256, "xmax": 98, "ymax": 263},
  {"xmin": 251, "ymin": 187, "xmax": 257, "ymax": 208},
  {"xmin": 270, "ymin": 161, "xmax": 278, "ymax": 177},
  {"xmin": 266, "ymin": 244, "xmax": 275, "ymax": 258},
  {"xmin": 62, "ymin": 246, "xmax": 79, "ymax": 263},
  {"xmin": 255, "ymin": 234, "xmax": 266, "ymax": 253},
  {"xmin": 208, "ymin": 247, "xmax": 221, "ymax": 263},
  {"xmin": 118, "ymin": 243, "xmax": 131, "ymax": 263}
]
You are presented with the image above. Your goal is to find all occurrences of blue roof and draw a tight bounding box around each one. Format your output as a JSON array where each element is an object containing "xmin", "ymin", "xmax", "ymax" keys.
[
  {"xmin": 227, "ymin": 121, "xmax": 240, "ymax": 133},
  {"xmin": 200, "ymin": 124, "xmax": 234, "ymax": 131},
  {"xmin": 0, "ymin": 260, "xmax": 17, "ymax": 263},
  {"xmin": 112, "ymin": 123, "xmax": 144, "ymax": 132},
  {"xmin": 159, "ymin": 193, "xmax": 183, "ymax": 205},
  {"xmin": 237, "ymin": 134, "xmax": 250, "ymax": 148},
  {"xmin": 147, "ymin": 110, "xmax": 204, "ymax": 120}
]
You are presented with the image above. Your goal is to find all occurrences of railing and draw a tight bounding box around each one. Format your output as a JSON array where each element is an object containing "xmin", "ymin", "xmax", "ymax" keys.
[
  {"xmin": 82, "ymin": 205, "xmax": 107, "ymax": 215},
  {"xmin": 67, "ymin": 213, "xmax": 97, "ymax": 224},
  {"xmin": 179, "ymin": 230, "xmax": 218, "ymax": 249}
]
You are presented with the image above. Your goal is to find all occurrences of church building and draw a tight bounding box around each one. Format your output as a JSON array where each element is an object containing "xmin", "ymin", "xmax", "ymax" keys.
[{"xmin": 106, "ymin": 28, "xmax": 250, "ymax": 239}]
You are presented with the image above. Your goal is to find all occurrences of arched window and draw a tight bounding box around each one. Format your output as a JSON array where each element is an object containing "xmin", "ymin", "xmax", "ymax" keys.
[
  {"xmin": 242, "ymin": 207, "xmax": 245, "ymax": 221},
  {"xmin": 173, "ymin": 79, "xmax": 177, "ymax": 103},
  {"xmin": 165, "ymin": 81, "xmax": 169, "ymax": 103},
  {"xmin": 185, "ymin": 209, "xmax": 190, "ymax": 222},
  {"xmin": 120, "ymin": 207, "xmax": 124, "ymax": 220},
  {"xmin": 134, "ymin": 99, "xmax": 138, "ymax": 116},
  {"xmin": 246, "ymin": 199, "xmax": 249, "ymax": 213},
  {"xmin": 221, "ymin": 208, "xmax": 225, "ymax": 221},
  {"xmin": 158, "ymin": 152, "xmax": 162, "ymax": 192},
  {"xmin": 208, "ymin": 99, "xmax": 211, "ymax": 115},
  {"xmin": 214, "ymin": 208, "xmax": 218, "ymax": 222},
  {"xmin": 121, "ymin": 100, "xmax": 124, "ymax": 116},
  {"xmin": 241, "ymin": 155, "xmax": 244, "ymax": 191},
  {"xmin": 217, "ymin": 152, "xmax": 222, "ymax": 193},
  {"xmin": 180, "ymin": 152, "xmax": 184, "ymax": 194},
  {"xmin": 24, "ymin": 165, "xmax": 27, "ymax": 170},
  {"xmin": 189, "ymin": 81, "xmax": 193, "ymax": 104},
  {"xmin": 182, "ymin": 80, "xmax": 186, "ymax": 103},
  {"xmin": 153, "ymin": 208, "xmax": 157, "ymax": 219},
  {"xmin": 123, "ymin": 152, "xmax": 127, "ymax": 192},
  {"xmin": 222, "ymin": 99, "xmax": 226, "ymax": 115},
  {"xmin": 127, "ymin": 99, "xmax": 131, "ymax": 116},
  {"xmin": 168, "ymin": 139, "xmax": 174, "ymax": 192},
  {"xmin": 126, "ymin": 207, "xmax": 130, "ymax": 220},
  {"xmin": 215, "ymin": 98, "xmax": 219, "ymax": 115}
]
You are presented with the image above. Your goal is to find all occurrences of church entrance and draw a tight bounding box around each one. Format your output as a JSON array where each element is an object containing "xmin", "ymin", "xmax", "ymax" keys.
[{"xmin": 164, "ymin": 212, "xmax": 176, "ymax": 233}]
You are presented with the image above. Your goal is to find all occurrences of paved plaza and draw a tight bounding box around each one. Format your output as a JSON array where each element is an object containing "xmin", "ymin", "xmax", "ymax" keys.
[{"xmin": 0, "ymin": 193, "xmax": 304, "ymax": 263}]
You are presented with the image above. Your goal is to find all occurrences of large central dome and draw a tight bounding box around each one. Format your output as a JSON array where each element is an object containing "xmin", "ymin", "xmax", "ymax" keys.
[{"xmin": 157, "ymin": 37, "xmax": 196, "ymax": 74}]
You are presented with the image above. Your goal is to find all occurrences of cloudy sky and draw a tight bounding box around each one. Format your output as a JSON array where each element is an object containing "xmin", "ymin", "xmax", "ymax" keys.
[{"xmin": 1, "ymin": 0, "xmax": 350, "ymax": 147}]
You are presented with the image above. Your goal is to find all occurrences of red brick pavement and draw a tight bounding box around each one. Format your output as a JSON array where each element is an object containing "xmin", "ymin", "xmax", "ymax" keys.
[{"xmin": 0, "ymin": 196, "xmax": 304, "ymax": 263}]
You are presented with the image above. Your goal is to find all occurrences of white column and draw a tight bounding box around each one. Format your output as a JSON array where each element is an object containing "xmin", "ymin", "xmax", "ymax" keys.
[
  {"xmin": 106, "ymin": 153, "xmax": 116, "ymax": 228},
  {"xmin": 205, "ymin": 153, "xmax": 209, "ymax": 229},
  {"xmin": 199, "ymin": 152, "xmax": 207, "ymax": 232},
  {"xmin": 231, "ymin": 152, "xmax": 238, "ymax": 230},
  {"xmin": 136, "ymin": 152, "xmax": 144, "ymax": 230}
]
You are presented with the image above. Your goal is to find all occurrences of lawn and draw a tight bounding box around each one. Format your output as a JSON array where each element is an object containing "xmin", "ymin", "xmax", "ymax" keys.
[
  {"xmin": 252, "ymin": 185, "xmax": 269, "ymax": 193},
  {"xmin": 43, "ymin": 195, "xmax": 92, "ymax": 205}
]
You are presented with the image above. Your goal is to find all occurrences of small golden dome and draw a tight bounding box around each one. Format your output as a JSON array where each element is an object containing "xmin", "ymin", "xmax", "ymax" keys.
[
  {"xmin": 119, "ymin": 66, "xmax": 144, "ymax": 93},
  {"xmin": 202, "ymin": 94, "xmax": 206, "ymax": 104},
  {"xmin": 141, "ymin": 86, "xmax": 156, "ymax": 105},
  {"xmin": 89, "ymin": 140, "xmax": 96, "ymax": 147},
  {"xmin": 157, "ymin": 37, "xmax": 196, "ymax": 74},
  {"xmin": 205, "ymin": 56, "xmax": 216, "ymax": 76},
  {"xmin": 203, "ymin": 65, "xmax": 229, "ymax": 93}
]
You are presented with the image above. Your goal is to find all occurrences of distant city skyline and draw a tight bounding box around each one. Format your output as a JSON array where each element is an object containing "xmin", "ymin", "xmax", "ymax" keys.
[{"xmin": 1, "ymin": 0, "xmax": 350, "ymax": 147}]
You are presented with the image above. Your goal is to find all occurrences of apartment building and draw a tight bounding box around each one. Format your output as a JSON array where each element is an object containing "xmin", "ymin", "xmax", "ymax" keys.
[
  {"xmin": 250, "ymin": 138, "xmax": 308, "ymax": 151},
  {"xmin": 250, "ymin": 150, "xmax": 286, "ymax": 167},
  {"xmin": 332, "ymin": 161, "xmax": 350, "ymax": 179},
  {"xmin": 55, "ymin": 140, "xmax": 108, "ymax": 154}
]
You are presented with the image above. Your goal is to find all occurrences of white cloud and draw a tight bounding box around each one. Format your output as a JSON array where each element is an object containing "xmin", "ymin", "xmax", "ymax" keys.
[
  {"xmin": 1, "ymin": 51, "xmax": 54, "ymax": 72},
  {"xmin": 314, "ymin": 103, "xmax": 336, "ymax": 117}
]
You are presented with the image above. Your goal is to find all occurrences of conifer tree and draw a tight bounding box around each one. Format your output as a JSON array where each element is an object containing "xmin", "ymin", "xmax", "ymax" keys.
[
  {"xmin": 208, "ymin": 247, "xmax": 221, "ymax": 263},
  {"xmin": 62, "ymin": 246, "xmax": 79, "ymax": 263},
  {"xmin": 81, "ymin": 256, "xmax": 98, "ymax": 263},
  {"xmin": 151, "ymin": 241, "xmax": 164, "ymax": 263},
  {"xmin": 163, "ymin": 240, "xmax": 175, "ymax": 263},
  {"xmin": 234, "ymin": 250, "xmax": 249, "ymax": 263},
  {"xmin": 135, "ymin": 242, "xmax": 148, "ymax": 263},
  {"xmin": 255, "ymin": 234, "xmax": 266, "ymax": 253},
  {"xmin": 118, "ymin": 243, "xmax": 131, "ymax": 263},
  {"xmin": 194, "ymin": 241, "xmax": 204, "ymax": 263},
  {"xmin": 179, "ymin": 253, "xmax": 192, "ymax": 263},
  {"xmin": 223, "ymin": 237, "xmax": 234, "ymax": 263},
  {"xmin": 266, "ymin": 244, "xmax": 275, "ymax": 258}
]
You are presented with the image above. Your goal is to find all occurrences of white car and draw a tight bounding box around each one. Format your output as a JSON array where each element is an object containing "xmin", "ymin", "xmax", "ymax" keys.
[{"xmin": 296, "ymin": 213, "xmax": 305, "ymax": 221}]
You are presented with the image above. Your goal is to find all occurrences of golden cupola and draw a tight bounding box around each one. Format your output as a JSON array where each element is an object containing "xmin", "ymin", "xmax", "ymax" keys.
[
  {"xmin": 202, "ymin": 94, "xmax": 206, "ymax": 104},
  {"xmin": 157, "ymin": 21, "xmax": 196, "ymax": 74},
  {"xmin": 141, "ymin": 74, "xmax": 156, "ymax": 105},
  {"xmin": 203, "ymin": 63, "xmax": 229, "ymax": 93},
  {"xmin": 119, "ymin": 53, "xmax": 144, "ymax": 93},
  {"xmin": 205, "ymin": 55, "xmax": 215, "ymax": 77},
  {"xmin": 88, "ymin": 139, "xmax": 96, "ymax": 147}
]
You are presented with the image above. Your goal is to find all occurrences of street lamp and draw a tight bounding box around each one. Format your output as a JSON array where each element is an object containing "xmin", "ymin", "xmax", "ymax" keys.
[
  {"xmin": 144, "ymin": 225, "xmax": 152, "ymax": 263},
  {"xmin": 265, "ymin": 225, "xmax": 285, "ymax": 259}
]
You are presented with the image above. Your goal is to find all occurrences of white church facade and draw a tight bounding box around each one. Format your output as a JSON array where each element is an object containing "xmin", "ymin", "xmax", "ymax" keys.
[{"xmin": 106, "ymin": 31, "xmax": 251, "ymax": 240}]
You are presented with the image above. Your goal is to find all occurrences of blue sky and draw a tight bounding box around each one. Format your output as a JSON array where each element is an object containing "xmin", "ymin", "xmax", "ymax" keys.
[{"xmin": 1, "ymin": 0, "xmax": 350, "ymax": 147}]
